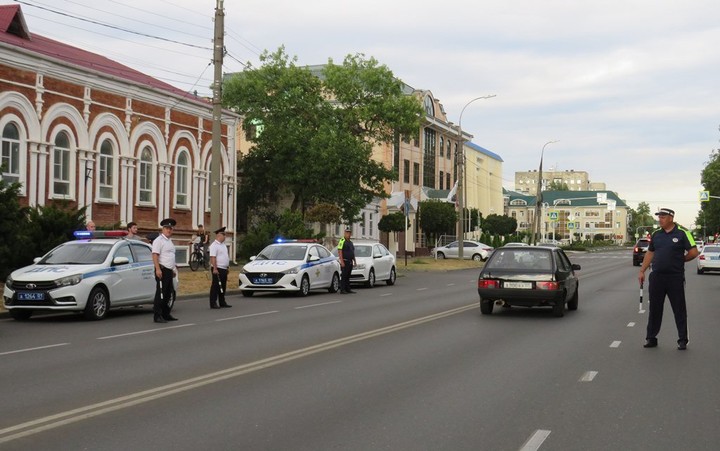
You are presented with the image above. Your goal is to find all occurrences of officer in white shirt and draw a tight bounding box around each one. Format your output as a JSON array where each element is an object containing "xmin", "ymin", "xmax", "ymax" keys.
[
  {"xmin": 209, "ymin": 226, "xmax": 231, "ymax": 309},
  {"xmin": 151, "ymin": 218, "xmax": 178, "ymax": 323}
]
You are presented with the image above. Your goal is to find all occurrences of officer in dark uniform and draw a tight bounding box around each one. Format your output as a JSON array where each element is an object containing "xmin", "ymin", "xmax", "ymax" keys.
[
  {"xmin": 638, "ymin": 208, "xmax": 698, "ymax": 350},
  {"xmin": 151, "ymin": 218, "xmax": 178, "ymax": 323},
  {"xmin": 338, "ymin": 227, "xmax": 356, "ymax": 294}
]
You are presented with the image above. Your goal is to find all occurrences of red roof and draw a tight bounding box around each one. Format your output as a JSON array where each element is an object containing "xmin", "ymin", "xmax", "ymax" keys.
[{"xmin": 0, "ymin": 4, "xmax": 208, "ymax": 105}]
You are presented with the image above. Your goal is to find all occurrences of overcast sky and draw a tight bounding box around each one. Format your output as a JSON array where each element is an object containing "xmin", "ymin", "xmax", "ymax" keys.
[{"xmin": 19, "ymin": 0, "xmax": 720, "ymax": 227}]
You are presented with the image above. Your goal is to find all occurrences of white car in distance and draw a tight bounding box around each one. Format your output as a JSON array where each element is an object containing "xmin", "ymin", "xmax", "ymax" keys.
[{"xmin": 332, "ymin": 241, "xmax": 397, "ymax": 288}]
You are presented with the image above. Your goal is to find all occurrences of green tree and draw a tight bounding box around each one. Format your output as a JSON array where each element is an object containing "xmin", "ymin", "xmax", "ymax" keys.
[
  {"xmin": 547, "ymin": 180, "xmax": 569, "ymax": 191},
  {"xmin": 418, "ymin": 200, "xmax": 457, "ymax": 245},
  {"xmin": 378, "ymin": 212, "xmax": 408, "ymax": 234},
  {"xmin": 21, "ymin": 202, "xmax": 87, "ymax": 262},
  {"xmin": 699, "ymin": 150, "xmax": 720, "ymax": 236},
  {"xmin": 628, "ymin": 201, "xmax": 655, "ymax": 239},
  {"xmin": 482, "ymin": 214, "xmax": 517, "ymax": 236},
  {"xmin": 305, "ymin": 203, "xmax": 342, "ymax": 240},
  {"xmin": 225, "ymin": 48, "xmax": 423, "ymax": 223},
  {"xmin": 0, "ymin": 178, "xmax": 28, "ymax": 278}
]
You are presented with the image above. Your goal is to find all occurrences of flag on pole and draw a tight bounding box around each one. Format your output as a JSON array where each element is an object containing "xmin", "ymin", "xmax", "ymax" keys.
[{"xmin": 446, "ymin": 180, "xmax": 458, "ymax": 205}]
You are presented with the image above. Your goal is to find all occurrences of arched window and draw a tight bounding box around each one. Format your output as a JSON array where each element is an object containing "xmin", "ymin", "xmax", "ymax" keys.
[
  {"xmin": 175, "ymin": 150, "xmax": 189, "ymax": 207},
  {"xmin": 139, "ymin": 146, "xmax": 154, "ymax": 203},
  {"xmin": 510, "ymin": 199, "xmax": 528, "ymax": 206},
  {"xmin": 53, "ymin": 131, "xmax": 71, "ymax": 196},
  {"xmin": 1, "ymin": 123, "xmax": 21, "ymax": 183},
  {"xmin": 98, "ymin": 139, "xmax": 114, "ymax": 200}
]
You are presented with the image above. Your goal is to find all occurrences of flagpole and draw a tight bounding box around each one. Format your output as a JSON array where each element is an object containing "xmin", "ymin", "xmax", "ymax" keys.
[{"xmin": 532, "ymin": 141, "xmax": 558, "ymax": 245}]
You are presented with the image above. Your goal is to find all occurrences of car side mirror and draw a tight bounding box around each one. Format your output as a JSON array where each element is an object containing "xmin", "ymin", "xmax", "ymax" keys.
[
  {"xmin": 374, "ymin": 253, "xmax": 382, "ymax": 258},
  {"xmin": 112, "ymin": 256, "xmax": 130, "ymax": 266},
  {"xmin": 572, "ymin": 264, "xmax": 581, "ymax": 271},
  {"xmin": 308, "ymin": 255, "xmax": 320, "ymax": 262},
  {"xmin": 249, "ymin": 256, "xmax": 256, "ymax": 261}
]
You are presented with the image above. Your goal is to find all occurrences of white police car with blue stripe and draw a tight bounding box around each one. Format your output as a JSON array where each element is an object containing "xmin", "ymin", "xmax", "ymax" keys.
[
  {"xmin": 239, "ymin": 240, "xmax": 341, "ymax": 297},
  {"xmin": 3, "ymin": 231, "xmax": 177, "ymax": 321}
]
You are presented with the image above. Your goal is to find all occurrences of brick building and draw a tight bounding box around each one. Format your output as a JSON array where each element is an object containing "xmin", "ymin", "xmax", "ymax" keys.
[{"xmin": 0, "ymin": 5, "xmax": 239, "ymax": 263}]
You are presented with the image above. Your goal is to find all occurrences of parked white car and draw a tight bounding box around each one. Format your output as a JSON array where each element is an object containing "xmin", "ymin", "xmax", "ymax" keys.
[
  {"xmin": 697, "ymin": 244, "xmax": 720, "ymax": 274},
  {"xmin": 239, "ymin": 241, "xmax": 341, "ymax": 297},
  {"xmin": 3, "ymin": 231, "xmax": 175, "ymax": 321},
  {"xmin": 332, "ymin": 241, "xmax": 396, "ymax": 287},
  {"xmin": 431, "ymin": 240, "xmax": 493, "ymax": 262}
]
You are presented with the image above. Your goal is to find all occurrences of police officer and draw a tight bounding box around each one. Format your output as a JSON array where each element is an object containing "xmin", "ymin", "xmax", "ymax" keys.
[
  {"xmin": 209, "ymin": 226, "xmax": 231, "ymax": 309},
  {"xmin": 338, "ymin": 227, "xmax": 356, "ymax": 294},
  {"xmin": 638, "ymin": 208, "xmax": 698, "ymax": 350},
  {"xmin": 152, "ymin": 218, "xmax": 178, "ymax": 323}
]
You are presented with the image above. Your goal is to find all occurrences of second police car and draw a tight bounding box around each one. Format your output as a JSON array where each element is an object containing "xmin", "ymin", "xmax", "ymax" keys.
[
  {"xmin": 3, "ymin": 231, "xmax": 177, "ymax": 321},
  {"xmin": 239, "ymin": 240, "xmax": 341, "ymax": 297}
]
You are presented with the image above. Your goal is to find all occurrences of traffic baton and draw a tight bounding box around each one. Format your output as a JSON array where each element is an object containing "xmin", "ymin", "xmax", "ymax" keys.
[
  {"xmin": 639, "ymin": 281, "xmax": 644, "ymax": 313},
  {"xmin": 217, "ymin": 271, "xmax": 224, "ymax": 295}
]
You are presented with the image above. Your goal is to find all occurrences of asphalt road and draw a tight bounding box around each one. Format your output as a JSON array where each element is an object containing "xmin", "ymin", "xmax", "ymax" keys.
[{"xmin": 1, "ymin": 250, "xmax": 719, "ymax": 450}]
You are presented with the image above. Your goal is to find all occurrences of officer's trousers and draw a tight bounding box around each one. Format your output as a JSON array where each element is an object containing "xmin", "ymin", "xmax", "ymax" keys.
[
  {"xmin": 646, "ymin": 272, "xmax": 688, "ymax": 343},
  {"xmin": 154, "ymin": 266, "xmax": 174, "ymax": 319},
  {"xmin": 210, "ymin": 268, "xmax": 228, "ymax": 307}
]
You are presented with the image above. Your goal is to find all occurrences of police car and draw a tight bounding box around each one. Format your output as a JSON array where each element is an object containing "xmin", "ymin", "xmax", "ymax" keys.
[
  {"xmin": 3, "ymin": 231, "xmax": 177, "ymax": 321},
  {"xmin": 239, "ymin": 240, "xmax": 341, "ymax": 297}
]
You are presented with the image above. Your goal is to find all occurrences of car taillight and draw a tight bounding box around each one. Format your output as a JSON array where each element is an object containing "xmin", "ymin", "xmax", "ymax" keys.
[
  {"xmin": 478, "ymin": 279, "xmax": 499, "ymax": 289},
  {"xmin": 699, "ymin": 255, "xmax": 706, "ymax": 260},
  {"xmin": 536, "ymin": 281, "xmax": 559, "ymax": 290},
  {"xmin": 634, "ymin": 247, "xmax": 639, "ymax": 252}
]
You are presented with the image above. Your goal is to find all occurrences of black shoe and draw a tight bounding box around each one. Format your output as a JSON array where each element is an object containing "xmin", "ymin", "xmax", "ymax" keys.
[
  {"xmin": 643, "ymin": 339, "xmax": 658, "ymax": 348},
  {"xmin": 210, "ymin": 305, "xmax": 220, "ymax": 309},
  {"xmin": 154, "ymin": 316, "xmax": 167, "ymax": 323},
  {"xmin": 220, "ymin": 304, "xmax": 232, "ymax": 308},
  {"xmin": 165, "ymin": 315, "xmax": 178, "ymax": 321},
  {"xmin": 339, "ymin": 291, "xmax": 348, "ymax": 294},
  {"xmin": 347, "ymin": 290, "xmax": 357, "ymax": 294},
  {"xmin": 678, "ymin": 341, "xmax": 688, "ymax": 350}
]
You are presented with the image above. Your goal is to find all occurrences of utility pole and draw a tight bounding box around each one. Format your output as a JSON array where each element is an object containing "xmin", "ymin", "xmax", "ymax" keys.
[{"xmin": 209, "ymin": 0, "xmax": 225, "ymax": 232}]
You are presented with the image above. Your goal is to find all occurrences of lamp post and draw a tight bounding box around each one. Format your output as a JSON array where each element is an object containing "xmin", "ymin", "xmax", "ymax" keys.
[
  {"xmin": 531, "ymin": 140, "xmax": 559, "ymax": 245},
  {"xmin": 457, "ymin": 94, "xmax": 496, "ymax": 259}
]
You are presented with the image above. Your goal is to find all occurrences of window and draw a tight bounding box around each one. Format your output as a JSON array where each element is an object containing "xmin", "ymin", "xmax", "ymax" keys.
[
  {"xmin": 98, "ymin": 139, "xmax": 114, "ymax": 200},
  {"xmin": 360, "ymin": 212, "xmax": 366, "ymax": 236},
  {"xmin": 113, "ymin": 243, "xmax": 134, "ymax": 264},
  {"xmin": 1, "ymin": 122, "xmax": 20, "ymax": 183},
  {"xmin": 139, "ymin": 146, "xmax": 154, "ymax": 204},
  {"xmin": 53, "ymin": 131, "xmax": 71, "ymax": 196},
  {"xmin": 413, "ymin": 162, "xmax": 420, "ymax": 185},
  {"xmin": 423, "ymin": 96, "xmax": 434, "ymax": 116},
  {"xmin": 439, "ymin": 137, "xmax": 444, "ymax": 157},
  {"xmin": 369, "ymin": 213, "xmax": 374, "ymax": 237},
  {"xmin": 447, "ymin": 140, "xmax": 451, "ymax": 160},
  {"xmin": 423, "ymin": 128, "xmax": 436, "ymax": 188},
  {"xmin": 175, "ymin": 150, "xmax": 189, "ymax": 207},
  {"xmin": 439, "ymin": 171, "xmax": 444, "ymax": 189},
  {"xmin": 403, "ymin": 159, "xmax": 410, "ymax": 183},
  {"xmin": 446, "ymin": 173, "xmax": 451, "ymax": 190}
]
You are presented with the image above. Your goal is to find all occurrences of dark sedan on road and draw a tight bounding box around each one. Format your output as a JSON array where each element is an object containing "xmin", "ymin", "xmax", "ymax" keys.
[{"xmin": 477, "ymin": 246, "xmax": 581, "ymax": 317}]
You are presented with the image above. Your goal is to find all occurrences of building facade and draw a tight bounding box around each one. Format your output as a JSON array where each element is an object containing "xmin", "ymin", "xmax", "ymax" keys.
[
  {"xmin": 515, "ymin": 169, "xmax": 606, "ymax": 194},
  {"xmin": 0, "ymin": 5, "xmax": 239, "ymax": 263}
]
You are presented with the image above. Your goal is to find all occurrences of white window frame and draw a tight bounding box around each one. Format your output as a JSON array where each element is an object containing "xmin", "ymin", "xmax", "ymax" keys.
[
  {"xmin": 175, "ymin": 148, "xmax": 190, "ymax": 208},
  {"xmin": 97, "ymin": 134, "xmax": 118, "ymax": 202},
  {"xmin": 138, "ymin": 144, "xmax": 155, "ymax": 206},
  {"xmin": 0, "ymin": 119, "xmax": 22, "ymax": 186},
  {"xmin": 50, "ymin": 127, "xmax": 75, "ymax": 199}
]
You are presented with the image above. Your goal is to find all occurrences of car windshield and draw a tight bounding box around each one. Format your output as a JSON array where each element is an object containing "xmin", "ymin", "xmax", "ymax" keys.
[
  {"xmin": 355, "ymin": 245, "xmax": 373, "ymax": 258},
  {"xmin": 703, "ymin": 246, "xmax": 720, "ymax": 254},
  {"xmin": 637, "ymin": 240, "xmax": 650, "ymax": 248},
  {"xmin": 487, "ymin": 248, "xmax": 554, "ymax": 271},
  {"xmin": 39, "ymin": 242, "xmax": 113, "ymax": 265},
  {"xmin": 256, "ymin": 245, "xmax": 308, "ymax": 261}
]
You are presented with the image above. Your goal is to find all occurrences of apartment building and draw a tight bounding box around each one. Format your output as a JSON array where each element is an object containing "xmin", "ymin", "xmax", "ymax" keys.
[{"xmin": 515, "ymin": 169, "xmax": 606, "ymax": 194}]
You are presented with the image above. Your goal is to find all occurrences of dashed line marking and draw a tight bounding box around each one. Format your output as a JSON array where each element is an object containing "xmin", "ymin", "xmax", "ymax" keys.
[
  {"xmin": 380, "ymin": 293, "xmax": 392, "ymax": 297},
  {"xmin": 610, "ymin": 341, "xmax": 621, "ymax": 348},
  {"xmin": 295, "ymin": 301, "xmax": 342, "ymax": 310},
  {"xmin": 627, "ymin": 322, "xmax": 635, "ymax": 327},
  {"xmin": 417, "ymin": 288, "xmax": 428, "ymax": 291},
  {"xmin": 215, "ymin": 311, "xmax": 278, "ymax": 321},
  {"xmin": 97, "ymin": 324, "xmax": 195, "ymax": 340},
  {"xmin": 579, "ymin": 371, "xmax": 598, "ymax": 382},
  {"xmin": 520, "ymin": 429, "xmax": 551, "ymax": 450},
  {"xmin": 0, "ymin": 343, "xmax": 69, "ymax": 356}
]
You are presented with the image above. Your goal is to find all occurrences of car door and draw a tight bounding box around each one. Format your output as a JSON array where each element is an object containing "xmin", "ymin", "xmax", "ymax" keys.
[
  {"xmin": 554, "ymin": 250, "xmax": 577, "ymax": 301},
  {"xmin": 316, "ymin": 245, "xmax": 334, "ymax": 286},
  {"xmin": 373, "ymin": 244, "xmax": 390, "ymax": 279},
  {"xmin": 463, "ymin": 241, "xmax": 480, "ymax": 260},
  {"xmin": 444, "ymin": 242, "xmax": 459, "ymax": 258},
  {"xmin": 109, "ymin": 243, "xmax": 138, "ymax": 304},
  {"xmin": 130, "ymin": 242, "xmax": 156, "ymax": 302},
  {"xmin": 307, "ymin": 245, "xmax": 325, "ymax": 287}
]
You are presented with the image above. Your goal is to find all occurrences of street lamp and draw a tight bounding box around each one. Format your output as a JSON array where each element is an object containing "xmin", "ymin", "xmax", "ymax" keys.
[
  {"xmin": 531, "ymin": 140, "xmax": 559, "ymax": 245},
  {"xmin": 457, "ymin": 94, "xmax": 496, "ymax": 259}
]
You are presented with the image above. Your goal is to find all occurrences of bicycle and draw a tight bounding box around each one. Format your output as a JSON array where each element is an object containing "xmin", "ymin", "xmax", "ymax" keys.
[{"xmin": 189, "ymin": 243, "xmax": 209, "ymax": 271}]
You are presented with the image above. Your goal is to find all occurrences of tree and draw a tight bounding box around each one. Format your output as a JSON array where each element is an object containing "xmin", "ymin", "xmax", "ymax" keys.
[
  {"xmin": 418, "ymin": 200, "xmax": 457, "ymax": 245},
  {"xmin": 547, "ymin": 180, "xmax": 569, "ymax": 191},
  {"xmin": 628, "ymin": 201, "xmax": 655, "ymax": 239},
  {"xmin": 225, "ymin": 48, "xmax": 423, "ymax": 223},
  {"xmin": 482, "ymin": 214, "xmax": 517, "ymax": 236},
  {"xmin": 305, "ymin": 203, "xmax": 342, "ymax": 240},
  {"xmin": 0, "ymin": 177, "xmax": 28, "ymax": 279},
  {"xmin": 699, "ymin": 150, "xmax": 720, "ymax": 236},
  {"xmin": 21, "ymin": 202, "xmax": 87, "ymax": 262},
  {"xmin": 378, "ymin": 212, "xmax": 408, "ymax": 234}
]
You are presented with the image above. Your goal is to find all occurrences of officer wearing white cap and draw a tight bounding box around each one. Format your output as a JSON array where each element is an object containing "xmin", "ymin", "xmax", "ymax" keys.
[
  {"xmin": 337, "ymin": 226, "xmax": 356, "ymax": 294},
  {"xmin": 638, "ymin": 208, "xmax": 698, "ymax": 349},
  {"xmin": 151, "ymin": 218, "xmax": 178, "ymax": 323},
  {"xmin": 208, "ymin": 226, "xmax": 231, "ymax": 309}
]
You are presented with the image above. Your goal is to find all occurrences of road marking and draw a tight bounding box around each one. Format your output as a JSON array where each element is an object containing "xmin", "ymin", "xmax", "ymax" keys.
[
  {"xmin": 417, "ymin": 287, "xmax": 428, "ymax": 291},
  {"xmin": 627, "ymin": 322, "xmax": 635, "ymax": 327},
  {"xmin": 639, "ymin": 309, "xmax": 646, "ymax": 314},
  {"xmin": 0, "ymin": 343, "xmax": 69, "ymax": 356},
  {"xmin": 0, "ymin": 304, "xmax": 476, "ymax": 444},
  {"xmin": 610, "ymin": 341, "xmax": 621, "ymax": 348},
  {"xmin": 380, "ymin": 293, "xmax": 392, "ymax": 297},
  {"xmin": 447, "ymin": 283, "xmax": 455, "ymax": 286},
  {"xmin": 295, "ymin": 301, "xmax": 342, "ymax": 309},
  {"xmin": 97, "ymin": 324, "xmax": 195, "ymax": 340},
  {"xmin": 579, "ymin": 371, "xmax": 598, "ymax": 382},
  {"xmin": 215, "ymin": 311, "xmax": 278, "ymax": 321},
  {"xmin": 520, "ymin": 429, "xmax": 551, "ymax": 450}
]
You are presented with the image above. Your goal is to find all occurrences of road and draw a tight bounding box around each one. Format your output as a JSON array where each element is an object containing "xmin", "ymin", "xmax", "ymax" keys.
[{"xmin": 1, "ymin": 250, "xmax": 719, "ymax": 450}]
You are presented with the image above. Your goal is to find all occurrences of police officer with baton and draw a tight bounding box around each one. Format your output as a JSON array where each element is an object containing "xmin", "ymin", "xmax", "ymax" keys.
[
  {"xmin": 152, "ymin": 218, "xmax": 179, "ymax": 323},
  {"xmin": 638, "ymin": 208, "xmax": 698, "ymax": 350},
  {"xmin": 209, "ymin": 226, "xmax": 231, "ymax": 309}
]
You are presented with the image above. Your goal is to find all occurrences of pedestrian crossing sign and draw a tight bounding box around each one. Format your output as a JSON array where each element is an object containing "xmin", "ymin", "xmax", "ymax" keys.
[
  {"xmin": 549, "ymin": 211, "xmax": 559, "ymax": 220},
  {"xmin": 700, "ymin": 191, "xmax": 710, "ymax": 202}
]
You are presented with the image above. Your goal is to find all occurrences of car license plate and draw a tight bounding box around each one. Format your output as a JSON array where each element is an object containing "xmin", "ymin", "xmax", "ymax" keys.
[
  {"xmin": 711, "ymin": 256, "xmax": 720, "ymax": 260},
  {"xmin": 253, "ymin": 277, "xmax": 274, "ymax": 285},
  {"xmin": 17, "ymin": 291, "xmax": 45, "ymax": 301},
  {"xmin": 504, "ymin": 281, "xmax": 532, "ymax": 289}
]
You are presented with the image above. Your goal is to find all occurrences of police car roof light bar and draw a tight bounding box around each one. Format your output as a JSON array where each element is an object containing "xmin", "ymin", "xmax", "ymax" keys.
[{"xmin": 73, "ymin": 230, "xmax": 129, "ymax": 239}]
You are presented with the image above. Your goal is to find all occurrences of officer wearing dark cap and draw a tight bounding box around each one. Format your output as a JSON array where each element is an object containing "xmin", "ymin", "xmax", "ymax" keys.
[
  {"xmin": 337, "ymin": 226, "xmax": 356, "ymax": 294},
  {"xmin": 208, "ymin": 226, "xmax": 231, "ymax": 309},
  {"xmin": 151, "ymin": 218, "xmax": 179, "ymax": 323},
  {"xmin": 638, "ymin": 208, "xmax": 698, "ymax": 350}
]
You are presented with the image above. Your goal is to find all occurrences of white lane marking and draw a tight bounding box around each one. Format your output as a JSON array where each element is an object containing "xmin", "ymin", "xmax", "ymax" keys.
[
  {"xmin": 520, "ymin": 429, "xmax": 551, "ymax": 451},
  {"xmin": 610, "ymin": 341, "xmax": 621, "ymax": 348},
  {"xmin": 380, "ymin": 293, "xmax": 392, "ymax": 297},
  {"xmin": 0, "ymin": 343, "xmax": 69, "ymax": 356},
  {"xmin": 579, "ymin": 371, "xmax": 598, "ymax": 382},
  {"xmin": 215, "ymin": 311, "xmax": 278, "ymax": 321},
  {"xmin": 97, "ymin": 324, "xmax": 195, "ymax": 340},
  {"xmin": 447, "ymin": 283, "xmax": 455, "ymax": 286},
  {"xmin": 627, "ymin": 322, "xmax": 635, "ymax": 327},
  {"xmin": 417, "ymin": 287, "xmax": 428, "ymax": 291},
  {"xmin": 295, "ymin": 301, "xmax": 342, "ymax": 310},
  {"xmin": 639, "ymin": 309, "xmax": 646, "ymax": 314}
]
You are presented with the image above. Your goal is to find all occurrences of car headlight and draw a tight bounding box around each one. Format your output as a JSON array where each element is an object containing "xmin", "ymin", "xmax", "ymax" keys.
[
  {"xmin": 240, "ymin": 267, "xmax": 249, "ymax": 274},
  {"xmin": 355, "ymin": 263, "xmax": 366, "ymax": 270},
  {"xmin": 55, "ymin": 274, "xmax": 83, "ymax": 287},
  {"xmin": 282, "ymin": 266, "xmax": 301, "ymax": 275},
  {"xmin": 6, "ymin": 276, "xmax": 13, "ymax": 288}
]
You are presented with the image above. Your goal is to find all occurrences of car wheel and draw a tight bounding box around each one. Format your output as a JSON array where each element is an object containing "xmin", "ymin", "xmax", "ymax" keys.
[
  {"xmin": 472, "ymin": 254, "xmax": 483, "ymax": 262},
  {"xmin": 697, "ymin": 268, "xmax": 703, "ymax": 274},
  {"xmin": 297, "ymin": 275, "xmax": 310, "ymax": 297},
  {"xmin": 328, "ymin": 273, "xmax": 340, "ymax": 293},
  {"xmin": 386, "ymin": 267, "xmax": 396, "ymax": 286},
  {"xmin": 242, "ymin": 290, "xmax": 254, "ymax": 297},
  {"xmin": 552, "ymin": 296, "xmax": 565, "ymax": 318},
  {"xmin": 567, "ymin": 288, "xmax": 579, "ymax": 311},
  {"xmin": 437, "ymin": 252, "xmax": 446, "ymax": 259},
  {"xmin": 480, "ymin": 299, "xmax": 493, "ymax": 315},
  {"xmin": 84, "ymin": 287, "xmax": 109, "ymax": 320},
  {"xmin": 9, "ymin": 309, "xmax": 33, "ymax": 321},
  {"xmin": 167, "ymin": 289, "xmax": 176, "ymax": 312},
  {"xmin": 366, "ymin": 269, "xmax": 376, "ymax": 288}
]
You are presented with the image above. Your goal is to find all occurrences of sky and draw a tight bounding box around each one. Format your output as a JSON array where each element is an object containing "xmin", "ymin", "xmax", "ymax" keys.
[{"xmin": 16, "ymin": 0, "xmax": 720, "ymax": 227}]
